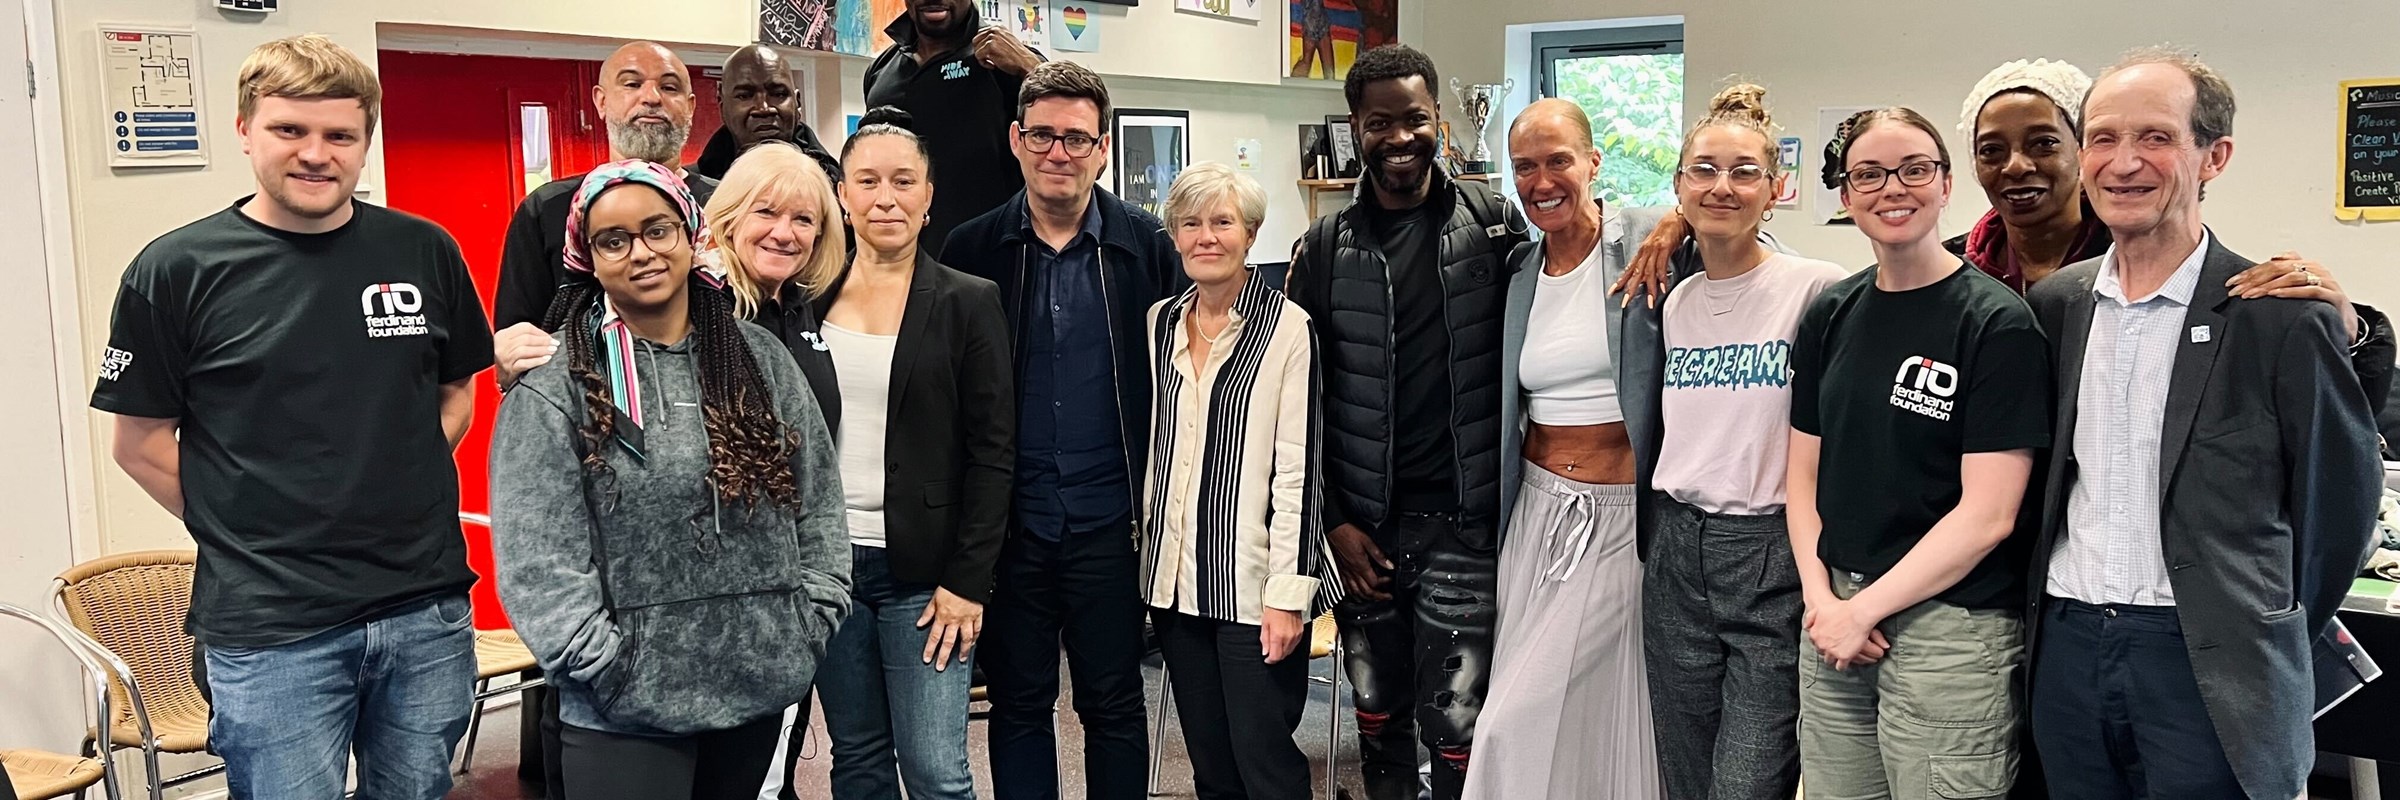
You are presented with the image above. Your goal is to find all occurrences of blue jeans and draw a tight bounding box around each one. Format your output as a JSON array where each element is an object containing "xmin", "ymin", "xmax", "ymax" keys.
[
  {"xmin": 815, "ymin": 545, "xmax": 975, "ymax": 800},
  {"xmin": 204, "ymin": 592, "xmax": 477, "ymax": 800}
]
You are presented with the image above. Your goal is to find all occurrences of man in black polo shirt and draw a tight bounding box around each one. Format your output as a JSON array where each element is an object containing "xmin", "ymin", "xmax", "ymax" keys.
[
  {"xmin": 1288, "ymin": 45, "xmax": 1526, "ymax": 800},
  {"xmin": 864, "ymin": 0, "xmax": 1041, "ymax": 254},
  {"xmin": 492, "ymin": 40, "xmax": 719, "ymax": 382},
  {"xmin": 688, "ymin": 43, "xmax": 841, "ymax": 184},
  {"xmin": 92, "ymin": 35, "xmax": 492, "ymax": 800}
]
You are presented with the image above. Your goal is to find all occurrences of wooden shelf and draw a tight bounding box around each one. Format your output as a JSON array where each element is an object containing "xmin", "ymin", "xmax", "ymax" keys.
[{"xmin": 1298, "ymin": 177, "xmax": 1360, "ymax": 187}]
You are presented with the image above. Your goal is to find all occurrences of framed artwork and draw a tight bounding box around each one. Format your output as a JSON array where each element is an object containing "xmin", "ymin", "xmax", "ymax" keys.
[
  {"xmin": 1113, "ymin": 109, "xmax": 1192, "ymax": 219},
  {"xmin": 1324, "ymin": 116, "xmax": 1361, "ymax": 178},
  {"xmin": 1297, "ymin": 123, "xmax": 1328, "ymax": 178},
  {"xmin": 1288, "ymin": 0, "xmax": 1398, "ymax": 80},
  {"xmin": 760, "ymin": 0, "xmax": 838, "ymax": 52}
]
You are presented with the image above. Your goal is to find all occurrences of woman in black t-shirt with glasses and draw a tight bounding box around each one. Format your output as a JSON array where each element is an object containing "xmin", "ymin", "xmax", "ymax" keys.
[{"xmin": 1785, "ymin": 108, "xmax": 2051, "ymax": 800}]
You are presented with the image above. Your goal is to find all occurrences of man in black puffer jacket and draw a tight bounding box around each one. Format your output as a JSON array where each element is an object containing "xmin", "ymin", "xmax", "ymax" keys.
[{"xmin": 1289, "ymin": 44, "xmax": 1526, "ymax": 800}]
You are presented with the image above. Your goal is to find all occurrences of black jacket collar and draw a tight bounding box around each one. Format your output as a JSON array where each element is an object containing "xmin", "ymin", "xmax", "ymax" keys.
[
  {"xmin": 691, "ymin": 124, "xmax": 842, "ymax": 182},
  {"xmin": 990, "ymin": 188, "xmax": 1158, "ymax": 255}
]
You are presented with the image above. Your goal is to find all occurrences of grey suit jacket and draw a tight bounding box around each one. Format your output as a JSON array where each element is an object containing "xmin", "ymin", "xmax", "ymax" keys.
[
  {"xmin": 2024, "ymin": 234, "xmax": 2382, "ymax": 800},
  {"xmin": 1498, "ymin": 206, "xmax": 1790, "ymax": 549}
]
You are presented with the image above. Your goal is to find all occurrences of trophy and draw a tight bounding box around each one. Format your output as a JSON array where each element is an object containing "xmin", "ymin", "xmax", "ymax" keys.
[{"xmin": 1449, "ymin": 77, "xmax": 1515, "ymax": 175}]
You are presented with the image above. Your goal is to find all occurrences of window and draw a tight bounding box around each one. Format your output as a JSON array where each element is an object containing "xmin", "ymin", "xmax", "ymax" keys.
[
  {"xmin": 1535, "ymin": 25, "xmax": 1684, "ymax": 207},
  {"xmin": 519, "ymin": 103, "xmax": 553, "ymax": 195}
]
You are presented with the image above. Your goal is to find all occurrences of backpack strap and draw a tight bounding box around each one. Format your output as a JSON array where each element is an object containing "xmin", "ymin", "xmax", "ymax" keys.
[
  {"xmin": 1456, "ymin": 179, "xmax": 1527, "ymax": 261},
  {"xmin": 1292, "ymin": 210, "xmax": 1343, "ymax": 308}
]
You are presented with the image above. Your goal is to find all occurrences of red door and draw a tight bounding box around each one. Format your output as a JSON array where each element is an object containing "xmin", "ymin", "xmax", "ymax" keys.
[{"xmin": 378, "ymin": 49, "xmax": 723, "ymax": 627}]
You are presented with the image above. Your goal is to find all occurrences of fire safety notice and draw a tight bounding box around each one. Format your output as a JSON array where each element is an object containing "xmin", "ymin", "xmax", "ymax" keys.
[{"xmin": 99, "ymin": 26, "xmax": 208, "ymax": 167}]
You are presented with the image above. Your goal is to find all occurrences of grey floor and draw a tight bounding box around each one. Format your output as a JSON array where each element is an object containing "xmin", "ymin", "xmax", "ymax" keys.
[{"xmin": 446, "ymin": 652, "xmax": 1371, "ymax": 799}]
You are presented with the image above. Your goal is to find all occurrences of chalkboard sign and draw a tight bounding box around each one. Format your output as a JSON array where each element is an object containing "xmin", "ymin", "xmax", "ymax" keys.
[{"xmin": 2339, "ymin": 78, "xmax": 2400, "ymax": 220}]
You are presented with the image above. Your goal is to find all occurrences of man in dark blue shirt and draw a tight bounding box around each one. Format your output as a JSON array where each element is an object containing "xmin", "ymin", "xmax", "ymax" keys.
[{"xmin": 942, "ymin": 62, "xmax": 1183, "ymax": 800}]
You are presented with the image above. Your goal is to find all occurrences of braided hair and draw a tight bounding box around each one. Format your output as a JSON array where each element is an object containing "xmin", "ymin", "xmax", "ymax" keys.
[{"xmin": 541, "ymin": 230, "xmax": 804, "ymax": 513}]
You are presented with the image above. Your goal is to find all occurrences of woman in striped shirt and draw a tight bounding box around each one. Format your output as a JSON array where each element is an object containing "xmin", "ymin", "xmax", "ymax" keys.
[{"xmin": 1139, "ymin": 162, "xmax": 1329, "ymax": 799}]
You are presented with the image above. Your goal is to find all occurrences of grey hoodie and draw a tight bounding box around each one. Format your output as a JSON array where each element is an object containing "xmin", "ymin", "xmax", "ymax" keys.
[{"xmin": 490, "ymin": 319, "xmax": 849, "ymax": 736}]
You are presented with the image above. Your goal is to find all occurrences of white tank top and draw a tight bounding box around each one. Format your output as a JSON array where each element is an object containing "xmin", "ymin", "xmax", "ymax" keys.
[
  {"xmin": 820, "ymin": 320, "xmax": 895, "ymax": 549},
  {"xmin": 1521, "ymin": 244, "xmax": 1623, "ymax": 426}
]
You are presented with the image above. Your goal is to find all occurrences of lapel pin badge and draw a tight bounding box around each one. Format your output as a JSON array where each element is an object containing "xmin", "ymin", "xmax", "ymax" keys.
[{"xmin": 2190, "ymin": 325, "xmax": 2211, "ymax": 343}]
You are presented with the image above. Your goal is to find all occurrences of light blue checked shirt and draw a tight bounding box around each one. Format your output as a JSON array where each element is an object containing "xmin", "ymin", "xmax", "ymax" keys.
[{"xmin": 2045, "ymin": 233, "xmax": 2210, "ymax": 606}]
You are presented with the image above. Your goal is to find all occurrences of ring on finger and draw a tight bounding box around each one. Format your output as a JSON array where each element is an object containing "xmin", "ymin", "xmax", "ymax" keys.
[{"xmin": 2307, "ymin": 272, "xmax": 2323, "ymax": 287}]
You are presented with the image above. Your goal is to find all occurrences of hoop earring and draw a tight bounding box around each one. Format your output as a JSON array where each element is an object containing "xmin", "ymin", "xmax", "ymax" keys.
[{"xmin": 1762, "ymin": 209, "xmax": 1775, "ymax": 223}]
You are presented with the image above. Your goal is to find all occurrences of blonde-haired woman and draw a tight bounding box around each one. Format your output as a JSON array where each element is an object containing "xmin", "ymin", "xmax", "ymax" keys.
[
  {"xmin": 700, "ymin": 139, "xmax": 850, "ymax": 798},
  {"xmin": 1141, "ymin": 162, "xmax": 1327, "ymax": 800},
  {"xmin": 1642, "ymin": 84, "xmax": 1846, "ymax": 800},
  {"xmin": 706, "ymin": 140, "xmax": 849, "ymax": 423},
  {"xmin": 1465, "ymin": 96, "xmax": 1661, "ymax": 800}
]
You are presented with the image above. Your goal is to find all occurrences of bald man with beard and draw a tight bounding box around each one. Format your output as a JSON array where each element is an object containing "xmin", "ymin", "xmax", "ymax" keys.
[{"xmin": 492, "ymin": 41, "xmax": 720, "ymax": 345}]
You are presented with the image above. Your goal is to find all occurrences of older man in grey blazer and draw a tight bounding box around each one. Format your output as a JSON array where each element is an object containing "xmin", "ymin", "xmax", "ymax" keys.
[{"xmin": 2023, "ymin": 47, "xmax": 2382, "ymax": 800}]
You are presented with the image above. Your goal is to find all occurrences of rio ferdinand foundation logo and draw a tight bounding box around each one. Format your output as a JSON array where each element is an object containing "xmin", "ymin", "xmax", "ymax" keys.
[
  {"xmin": 361, "ymin": 282, "xmax": 429, "ymax": 338},
  {"xmin": 1890, "ymin": 355, "xmax": 1958, "ymax": 421}
]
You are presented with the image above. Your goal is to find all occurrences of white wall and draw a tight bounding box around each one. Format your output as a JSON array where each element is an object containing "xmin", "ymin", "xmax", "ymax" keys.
[
  {"xmin": 8, "ymin": 0, "xmax": 105, "ymax": 763},
  {"xmin": 1425, "ymin": 0, "xmax": 2400, "ymax": 305},
  {"xmin": 57, "ymin": 0, "xmax": 1419, "ymax": 553}
]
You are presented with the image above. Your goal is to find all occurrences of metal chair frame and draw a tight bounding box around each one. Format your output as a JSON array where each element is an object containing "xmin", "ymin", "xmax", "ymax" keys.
[{"xmin": 0, "ymin": 599, "xmax": 130, "ymax": 800}]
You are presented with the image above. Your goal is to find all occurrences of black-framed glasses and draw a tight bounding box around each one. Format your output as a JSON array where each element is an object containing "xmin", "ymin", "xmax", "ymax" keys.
[
  {"xmin": 1677, "ymin": 163, "xmax": 1770, "ymax": 188},
  {"xmin": 1843, "ymin": 159, "xmax": 1947, "ymax": 193},
  {"xmin": 1018, "ymin": 129, "xmax": 1100, "ymax": 157},
  {"xmin": 588, "ymin": 220, "xmax": 686, "ymax": 262}
]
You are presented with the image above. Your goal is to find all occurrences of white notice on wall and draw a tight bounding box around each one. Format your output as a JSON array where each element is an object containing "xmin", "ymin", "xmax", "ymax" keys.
[{"xmin": 99, "ymin": 26, "xmax": 208, "ymax": 168}]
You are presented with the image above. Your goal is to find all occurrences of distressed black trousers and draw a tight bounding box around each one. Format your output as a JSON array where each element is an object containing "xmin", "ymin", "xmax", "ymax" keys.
[{"xmin": 1333, "ymin": 511, "xmax": 1499, "ymax": 800}]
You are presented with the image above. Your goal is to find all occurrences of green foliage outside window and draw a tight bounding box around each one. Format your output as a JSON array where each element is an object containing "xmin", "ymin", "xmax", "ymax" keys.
[{"xmin": 1551, "ymin": 53, "xmax": 1685, "ymax": 208}]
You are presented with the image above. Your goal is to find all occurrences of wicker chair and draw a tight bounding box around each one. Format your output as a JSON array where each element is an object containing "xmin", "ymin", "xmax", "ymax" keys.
[
  {"xmin": 0, "ymin": 599, "xmax": 131, "ymax": 799},
  {"xmin": 1145, "ymin": 611, "xmax": 1347, "ymax": 800},
  {"xmin": 50, "ymin": 550, "xmax": 212, "ymax": 797}
]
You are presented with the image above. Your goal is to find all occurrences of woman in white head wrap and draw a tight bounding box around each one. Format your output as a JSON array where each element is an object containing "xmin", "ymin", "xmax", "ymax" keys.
[
  {"xmin": 1943, "ymin": 58, "xmax": 2103, "ymax": 291},
  {"xmin": 1945, "ymin": 57, "xmax": 2382, "ymax": 363}
]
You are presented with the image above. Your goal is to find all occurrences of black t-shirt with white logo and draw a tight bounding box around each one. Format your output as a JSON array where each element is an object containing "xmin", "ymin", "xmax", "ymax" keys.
[
  {"xmin": 1789, "ymin": 262, "xmax": 2050, "ymax": 609},
  {"xmin": 91, "ymin": 199, "xmax": 495, "ymax": 648}
]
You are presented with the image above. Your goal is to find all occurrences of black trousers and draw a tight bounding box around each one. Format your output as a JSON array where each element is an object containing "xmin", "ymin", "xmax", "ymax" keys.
[
  {"xmin": 1333, "ymin": 511, "xmax": 1498, "ymax": 800},
  {"xmin": 2030, "ymin": 598, "xmax": 2245, "ymax": 800},
  {"xmin": 982, "ymin": 521, "xmax": 1151, "ymax": 800},
  {"xmin": 557, "ymin": 713, "xmax": 783, "ymax": 800},
  {"xmin": 1154, "ymin": 608, "xmax": 1311, "ymax": 800}
]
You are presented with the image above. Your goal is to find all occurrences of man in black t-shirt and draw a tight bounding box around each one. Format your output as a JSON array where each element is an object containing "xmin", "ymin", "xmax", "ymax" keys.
[
  {"xmin": 863, "ymin": 0, "xmax": 1040, "ymax": 255},
  {"xmin": 1287, "ymin": 46, "xmax": 1525, "ymax": 800},
  {"xmin": 90, "ymin": 36, "xmax": 492, "ymax": 800}
]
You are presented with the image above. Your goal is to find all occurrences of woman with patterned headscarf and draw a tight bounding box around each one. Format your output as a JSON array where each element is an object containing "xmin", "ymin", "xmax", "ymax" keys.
[{"xmin": 488, "ymin": 160, "xmax": 851, "ymax": 800}]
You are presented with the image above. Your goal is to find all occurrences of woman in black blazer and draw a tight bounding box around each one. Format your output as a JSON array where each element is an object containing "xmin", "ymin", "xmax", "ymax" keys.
[{"xmin": 808, "ymin": 107, "xmax": 1014, "ymax": 799}]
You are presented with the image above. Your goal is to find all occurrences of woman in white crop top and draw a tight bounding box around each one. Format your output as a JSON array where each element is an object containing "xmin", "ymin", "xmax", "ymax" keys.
[{"xmin": 1461, "ymin": 98, "xmax": 1657, "ymax": 800}]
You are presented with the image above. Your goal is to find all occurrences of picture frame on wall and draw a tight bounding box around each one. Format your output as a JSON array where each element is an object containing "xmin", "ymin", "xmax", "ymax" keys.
[
  {"xmin": 1297, "ymin": 123, "xmax": 1328, "ymax": 179},
  {"xmin": 1113, "ymin": 109, "xmax": 1191, "ymax": 219},
  {"xmin": 1324, "ymin": 116, "xmax": 1361, "ymax": 179}
]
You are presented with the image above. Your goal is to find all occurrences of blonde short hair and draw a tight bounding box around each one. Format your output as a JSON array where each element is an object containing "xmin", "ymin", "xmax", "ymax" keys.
[
  {"xmin": 237, "ymin": 34, "xmax": 381, "ymax": 133},
  {"xmin": 706, "ymin": 142, "xmax": 848, "ymax": 318},
  {"xmin": 1161, "ymin": 162, "xmax": 1267, "ymax": 236}
]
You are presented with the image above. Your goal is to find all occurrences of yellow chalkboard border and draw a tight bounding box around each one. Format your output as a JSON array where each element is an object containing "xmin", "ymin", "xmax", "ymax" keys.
[{"xmin": 2338, "ymin": 77, "xmax": 2400, "ymax": 221}]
